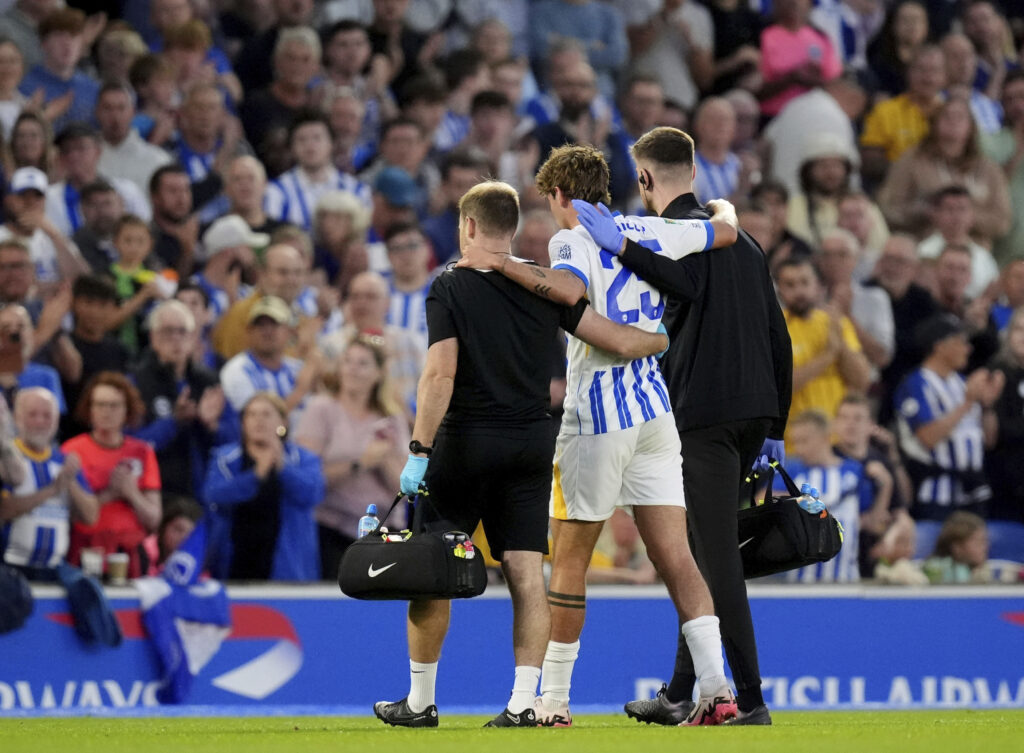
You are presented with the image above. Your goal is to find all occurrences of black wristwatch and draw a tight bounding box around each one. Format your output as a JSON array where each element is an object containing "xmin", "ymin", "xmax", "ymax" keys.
[{"xmin": 409, "ymin": 440, "xmax": 433, "ymax": 456}]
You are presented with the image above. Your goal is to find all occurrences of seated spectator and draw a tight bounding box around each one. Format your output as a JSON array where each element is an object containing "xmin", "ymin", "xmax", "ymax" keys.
[
  {"xmin": 366, "ymin": 167, "xmax": 421, "ymax": 272},
  {"xmin": 64, "ymin": 276, "xmax": 131, "ymax": 436},
  {"xmin": 265, "ymin": 110, "xmax": 372, "ymax": 235},
  {"xmin": 776, "ymin": 257, "xmax": 871, "ymax": 444},
  {"xmin": 692, "ymin": 97, "xmax": 747, "ymax": 204},
  {"xmin": 942, "ymin": 32, "xmax": 1003, "ymax": 135},
  {"xmin": 8, "ymin": 110, "xmax": 55, "ymax": 177},
  {"xmin": 917, "ymin": 186, "xmax": 1000, "ymax": 300},
  {"xmin": 132, "ymin": 301, "xmax": 228, "ymax": 499},
  {"xmin": 174, "ymin": 281, "xmax": 219, "ymax": 372},
  {"xmin": 17, "ymin": 8, "xmax": 99, "ymax": 132},
  {"xmin": 529, "ymin": 0, "xmax": 627, "ymax": 99},
  {"xmin": 73, "ymin": 180, "xmax": 126, "ymax": 275},
  {"xmin": 836, "ymin": 190, "xmax": 886, "ymax": 281},
  {"xmin": 46, "ymin": 122, "xmax": 150, "ymax": 238},
  {"xmin": 932, "ymin": 244, "xmax": 1000, "ymax": 372},
  {"xmin": 312, "ymin": 190, "xmax": 371, "ymax": 292},
  {"xmin": 0, "ymin": 167, "xmax": 88, "ymax": 285},
  {"xmin": 464, "ymin": 92, "xmax": 522, "ymax": 192},
  {"xmin": 212, "ymin": 243, "xmax": 312, "ymax": 361},
  {"xmin": 148, "ymin": 494, "xmax": 202, "ymax": 575},
  {"xmin": 223, "ymin": 155, "xmax": 286, "ymax": 238},
  {"xmin": 780, "ymin": 409, "xmax": 873, "ymax": 583},
  {"xmin": 878, "ymin": 96, "xmax": 1011, "ymax": 245},
  {"xmin": 92, "ymin": 24, "xmax": 148, "ymax": 88},
  {"xmin": 1, "ymin": 387, "xmax": 96, "ymax": 578},
  {"xmin": 0, "ymin": 303, "xmax": 66, "ymax": 414},
  {"xmin": 95, "ymin": 82, "xmax": 172, "ymax": 197},
  {"xmin": 0, "ymin": 39, "xmax": 27, "ymax": 141},
  {"xmin": 422, "ymin": 150, "xmax": 488, "ymax": 267},
  {"xmin": 758, "ymin": 0, "xmax": 842, "ymax": 118},
  {"xmin": 233, "ymin": 0, "xmax": 317, "ymax": 93},
  {"xmin": 981, "ymin": 70, "xmax": 1024, "ymax": 266},
  {"xmin": 962, "ymin": 0, "xmax": 1018, "ymax": 100},
  {"xmin": 201, "ymin": 391, "xmax": 322, "ymax": 581},
  {"xmin": 435, "ymin": 49, "xmax": 491, "ymax": 153},
  {"xmin": 894, "ymin": 314, "xmax": 1003, "ymax": 521},
  {"xmin": 987, "ymin": 308, "xmax": 1024, "ymax": 523},
  {"xmin": 382, "ymin": 223, "xmax": 433, "ymax": 351},
  {"xmin": 241, "ymin": 26, "xmax": 321, "ymax": 175},
  {"xmin": 860, "ymin": 44, "xmax": 946, "ymax": 185},
  {"xmin": 324, "ymin": 88, "xmax": 377, "ymax": 176},
  {"xmin": 817, "ymin": 228, "xmax": 895, "ymax": 374},
  {"xmin": 104, "ymin": 216, "xmax": 169, "ymax": 357},
  {"xmin": 992, "ymin": 259, "xmax": 1024, "ymax": 331},
  {"xmin": 621, "ymin": 0, "xmax": 712, "ymax": 112},
  {"xmin": 219, "ymin": 295, "xmax": 318, "ymax": 423},
  {"xmin": 295, "ymin": 334, "xmax": 409, "ymax": 579},
  {"xmin": 922, "ymin": 510, "xmax": 993, "ymax": 583},
  {"xmin": 127, "ymin": 54, "xmax": 177, "ymax": 145},
  {"xmin": 358, "ymin": 117, "xmax": 438, "ymax": 217},
  {"xmin": 529, "ymin": 61, "xmax": 611, "ymax": 174},
  {"xmin": 866, "ymin": 0, "xmax": 930, "ymax": 97},
  {"xmin": 748, "ymin": 181, "xmax": 813, "ymax": 271},
  {"xmin": 63, "ymin": 372, "xmax": 162, "ymax": 577},
  {"xmin": 193, "ymin": 215, "xmax": 267, "ymax": 320}
]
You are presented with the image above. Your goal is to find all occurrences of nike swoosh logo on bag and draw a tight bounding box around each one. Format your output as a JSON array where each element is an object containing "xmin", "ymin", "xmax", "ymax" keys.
[
  {"xmin": 739, "ymin": 537, "xmax": 755, "ymax": 549},
  {"xmin": 368, "ymin": 562, "xmax": 397, "ymax": 577}
]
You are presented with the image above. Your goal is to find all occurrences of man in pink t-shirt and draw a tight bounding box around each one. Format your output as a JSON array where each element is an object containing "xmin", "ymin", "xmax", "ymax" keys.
[{"xmin": 759, "ymin": 0, "xmax": 842, "ymax": 117}]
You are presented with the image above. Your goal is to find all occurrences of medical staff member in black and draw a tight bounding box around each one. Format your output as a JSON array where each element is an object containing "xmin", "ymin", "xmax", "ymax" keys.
[
  {"xmin": 373, "ymin": 180, "xmax": 670, "ymax": 729},
  {"xmin": 575, "ymin": 126, "xmax": 793, "ymax": 726}
]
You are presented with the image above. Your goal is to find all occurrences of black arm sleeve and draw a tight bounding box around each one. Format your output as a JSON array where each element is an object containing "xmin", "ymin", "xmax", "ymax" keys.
[
  {"xmin": 766, "ymin": 271, "xmax": 793, "ymax": 440},
  {"xmin": 618, "ymin": 239, "xmax": 707, "ymax": 301},
  {"xmin": 559, "ymin": 298, "xmax": 589, "ymax": 334},
  {"xmin": 425, "ymin": 279, "xmax": 458, "ymax": 345}
]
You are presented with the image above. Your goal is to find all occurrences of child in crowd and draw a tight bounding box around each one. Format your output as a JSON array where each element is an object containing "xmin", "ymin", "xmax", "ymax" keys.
[
  {"xmin": 923, "ymin": 511, "xmax": 993, "ymax": 584},
  {"xmin": 146, "ymin": 495, "xmax": 203, "ymax": 574},
  {"xmin": 106, "ymin": 215, "xmax": 170, "ymax": 355},
  {"xmin": 128, "ymin": 54, "xmax": 178, "ymax": 145}
]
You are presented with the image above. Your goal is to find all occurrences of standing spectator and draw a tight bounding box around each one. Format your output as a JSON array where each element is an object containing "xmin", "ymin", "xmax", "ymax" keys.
[
  {"xmin": 748, "ymin": 181, "xmax": 813, "ymax": 271},
  {"xmin": 174, "ymin": 282, "xmax": 219, "ymax": 372},
  {"xmin": 529, "ymin": 0, "xmax": 627, "ymax": 99},
  {"xmin": 382, "ymin": 223, "xmax": 432, "ymax": 351},
  {"xmin": 962, "ymin": 0, "xmax": 1018, "ymax": 100},
  {"xmin": 148, "ymin": 165, "xmax": 199, "ymax": 277},
  {"xmin": 295, "ymin": 334, "xmax": 409, "ymax": 579},
  {"xmin": 325, "ymin": 89, "xmax": 376, "ymax": 176},
  {"xmin": 0, "ymin": 166, "xmax": 88, "ymax": 285},
  {"xmin": 894, "ymin": 313, "xmax": 1003, "ymax": 521},
  {"xmin": 0, "ymin": 0, "xmax": 58, "ymax": 70},
  {"xmin": 201, "ymin": 391, "xmax": 323, "ymax": 581},
  {"xmin": 0, "ymin": 39, "xmax": 27, "ymax": 141},
  {"xmin": 942, "ymin": 32, "xmax": 1003, "ymax": 135},
  {"xmin": 358, "ymin": 118, "xmax": 437, "ymax": 216},
  {"xmin": 132, "ymin": 300, "xmax": 227, "ymax": 499},
  {"xmin": 421, "ymin": 150, "xmax": 488, "ymax": 266},
  {"xmin": 606, "ymin": 75, "xmax": 664, "ymax": 209},
  {"xmin": 933, "ymin": 244, "xmax": 1001, "ymax": 372},
  {"xmin": 776, "ymin": 256, "xmax": 871, "ymax": 443},
  {"xmin": 878, "ymin": 96, "xmax": 1011, "ymax": 245},
  {"xmin": 464, "ymin": 93, "xmax": 519, "ymax": 191},
  {"xmin": 194, "ymin": 215, "xmax": 266, "ymax": 320},
  {"xmin": 95, "ymin": 82, "xmax": 172, "ymax": 197},
  {"xmin": 45, "ymin": 123, "xmax": 151, "ymax": 238},
  {"xmin": 860, "ymin": 44, "xmax": 946, "ymax": 184},
  {"xmin": 223, "ymin": 155, "xmax": 286, "ymax": 238},
  {"xmin": 17, "ymin": 8, "xmax": 98, "ymax": 132},
  {"xmin": 992, "ymin": 259, "xmax": 1024, "ymax": 331},
  {"xmin": 264, "ymin": 111, "xmax": 371, "ymax": 234},
  {"xmin": 529, "ymin": 61, "xmax": 610, "ymax": 169},
  {"xmin": 63, "ymin": 372, "xmax": 162, "ymax": 578},
  {"xmin": 435, "ymin": 49, "xmax": 491, "ymax": 153},
  {"xmin": 987, "ymin": 308, "xmax": 1024, "ymax": 523},
  {"xmin": 780, "ymin": 409, "xmax": 875, "ymax": 583},
  {"xmin": 1, "ymin": 387, "xmax": 96, "ymax": 576},
  {"xmin": 917, "ymin": 185, "xmax": 1001, "ymax": 299},
  {"xmin": 691, "ymin": 97, "xmax": 744, "ymax": 204},
  {"xmin": 92, "ymin": 26, "xmax": 148, "ymax": 88},
  {"xmin": 867, "ymin": 234, "xmax": 940, "ymax": 424},
  {"xmin": 104, "ymin": 216, "xmax": 168, "ymax": 358},
  {"xmin": 0, "ymin": 303, "xmax": 66, "ymax": 413},
  {"xmin": 234, "ymin": 0, "xmax": 316, "ymax": 92},
  {"xmin": 6, "ymin": 110, "xmax": 54, "ymax": 178},
  {"xmin": 866, "ymin": 0, "xmax": 930, "ymax": 97},
  {"xmin": 810, "ymin": 0, "xmax": 885, "ymax": 73},
  {"xmin": 127, "ymin": 54, "xmax": 177, "ymax": 146},
  {"xmin": 758, "ymin": 0, "xmax": 842, "ymax": 118},
  {"xmin": 240, "ymin": 27, "xmax": 322, "ymax": 174},
  {"xmin": 705, "ymin": 0, "xmax": 763, "ymax": 94},
  {"xmin": 981, "ymin": 69, "xmax": 1024, "ymax": 266},
  {"xmin": 817, "ymin": 228, "xmax": 895, "ymax": 374},
  {"xmin": 73, "ymin": 180, "xmax": 125, "ymax": 275},
  {"xmin": 312, "ymin": 190, "xmax": 371, "ymax": 292},
  {"xmin": 219, "ymin": 295, "xmax": 318, "ymax": 420},
  {"xmin": 367, "ymin": 0, "xmax": 438, "ymax": 96},
  {"xmin": 836, "ymin": 190, "xmax": 886, "ymax": 281},
  {"xmin": 622, "ymin": 0, "xmax": 713, "ymax": 112}
]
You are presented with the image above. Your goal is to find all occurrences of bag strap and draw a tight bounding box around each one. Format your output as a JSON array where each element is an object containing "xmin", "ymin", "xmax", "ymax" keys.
[
  {"xmin": 378, "ymin": 488, "xmax": 442, "ymax": 534},
  {"xmin": 376, "ymin": 492, "xmax": 410, "ymax": 530},
  {"xmin": 745, "ymin": 459, "xmax": 801, "ymax": 506}
]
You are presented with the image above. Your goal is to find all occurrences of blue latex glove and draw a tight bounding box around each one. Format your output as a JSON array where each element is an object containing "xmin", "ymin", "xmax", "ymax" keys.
[
  {"xmin": 572, "ymin": 199, "xmax": 624, "ymax": 253},
  {"xmin": 655, "ymin": 322, "xmax": 669, "ymax": 358},
  {"xmin": 400, "ymin": 454, "xmax": 429, "ymax": 495},
  {"xmin": 752, "ymin": 438, "xmax": 785, "ymax": 473}
]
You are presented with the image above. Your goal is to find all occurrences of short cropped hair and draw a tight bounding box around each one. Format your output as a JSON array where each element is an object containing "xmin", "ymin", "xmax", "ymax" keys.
[
  {"xmin": 459, "ymin": 181, "xmax": 519, "ymax": 238},
  {"xmin": 535, "ymin": 144, "xmax": 611, "ymax": 205},
  {"xmin": 630, "ymin": 126, "xmax": 695, "ymax": 170},
  {"xmin": 164, "ymin": 20, "xmax": 212, "ymax": 52},
  {"xmin": 72, "ymin": 274, "xmax": 119, "ymax": 304},
  {"xmin": 790, "ymin": 409, "xmax": 831, "ymax": 433},
  {"xmin": 114, "ymin": 214, "xmax": 151, "ymax": 238},
  {"xmin": 39, "ymin": 8, "xmax": 86, "ymax": 38}
]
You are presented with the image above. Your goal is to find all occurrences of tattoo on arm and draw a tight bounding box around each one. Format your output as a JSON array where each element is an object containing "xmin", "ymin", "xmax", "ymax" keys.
[
  {"xmin": 530, "ymin": 267, "xmax": 547, "ymax": 279},
  {"xmin": 533, "ymin": 284, "xmax": 553, "ymax": 298}
]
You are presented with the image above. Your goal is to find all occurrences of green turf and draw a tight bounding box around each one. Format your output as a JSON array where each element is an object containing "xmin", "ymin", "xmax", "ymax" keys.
[{"xmin": 2, "ymin": 711, "xmax": 1023, "ymax": 753}]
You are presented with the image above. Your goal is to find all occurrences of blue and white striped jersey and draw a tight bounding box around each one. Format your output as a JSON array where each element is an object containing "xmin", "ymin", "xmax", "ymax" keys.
[
  {"xmin": 265, "ymin": 166, "xmax": 372, "ymax": 232},
  {"xmin": 551, "ymin": 214, "xmax": 714, "ymax": 435},
  {"xmin": 220, "ymin": 351, "xmax": 304, "ymax": 414},
  {"xmin": 434, "ymin": 110, "xmax": 471, "ymax": 153},
  {"xmin": 895, "ymin": 367, "xmax": 986, "ymax": 507},
  {"xmin": 1, "ymin": 441, "xmax": 89, "ymax": 569},
  {"xmin": 694, "ymin": 151, "xmax": 741, "ymax": 204},
  {"xmin": 383, "ymin": 272, "xmax": 433, "ymax": 352},
  {"xmin": 781, "ymin": 457, "xmax": 870, "ymax": 583}
]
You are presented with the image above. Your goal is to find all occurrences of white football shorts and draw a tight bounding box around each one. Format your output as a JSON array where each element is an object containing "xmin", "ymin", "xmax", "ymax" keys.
[{"xmin": 550, "ymin": 412, "xmax": 686, "ymax": 521}]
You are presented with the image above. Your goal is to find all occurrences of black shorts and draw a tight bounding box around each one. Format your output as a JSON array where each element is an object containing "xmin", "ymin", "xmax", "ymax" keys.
[{"xmin": 418, "ymin": 424, "xmax": 554, "ymax": 560}]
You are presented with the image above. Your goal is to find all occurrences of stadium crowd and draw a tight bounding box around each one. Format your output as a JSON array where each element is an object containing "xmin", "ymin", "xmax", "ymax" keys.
[{"xmin": 0, "ymin": 0, "xmax": 1022, "ymax": 587}]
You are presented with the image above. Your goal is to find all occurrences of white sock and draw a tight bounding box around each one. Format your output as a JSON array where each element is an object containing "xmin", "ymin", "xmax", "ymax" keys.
[
  {"xmin": 407, "ymin": 660, "xmax": 437, "ymax": 712},
  {"xmin": 540, "ymin": 639, "xmax": 580, "ymax": 705},
  {"xmin": 681, "ymin": 615, "xmax": 730, "ymax": 698},
  {"xmin": 507, "ymin": 665, "xmax": 541, "ymax": 714}
]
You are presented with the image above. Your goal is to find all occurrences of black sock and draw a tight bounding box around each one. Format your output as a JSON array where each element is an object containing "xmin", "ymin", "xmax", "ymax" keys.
[
  {"xmin": 665, "ymin": 673, "xmax": 696, "ymax": 704},
  {"xmin": 736, "ymin": 686, "xmax": 764, "ymax": 713}
]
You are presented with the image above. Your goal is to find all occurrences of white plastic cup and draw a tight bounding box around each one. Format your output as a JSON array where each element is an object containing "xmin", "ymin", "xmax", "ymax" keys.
[
  {"xmin": 80, "ymin": 548, "xmax": 105, "ymax": 578},
  {"xmin": 106, "ymin": 552, "xmax": 130, "ymax": 585}
]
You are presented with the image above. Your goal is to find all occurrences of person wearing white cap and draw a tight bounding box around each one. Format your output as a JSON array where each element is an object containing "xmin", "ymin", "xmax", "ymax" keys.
[
  {"xmin": 191, "ymin": 215, "xmax": 269, "ymax": 319},
  {"xmin": 0, "ymin": 166, "xmax": 88, "ymax": 284}
]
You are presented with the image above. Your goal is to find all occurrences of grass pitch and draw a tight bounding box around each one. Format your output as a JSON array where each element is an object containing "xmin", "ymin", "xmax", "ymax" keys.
[{"xmin": 2, "ymin": 711, "xmax": 1022, "ymax": 753}]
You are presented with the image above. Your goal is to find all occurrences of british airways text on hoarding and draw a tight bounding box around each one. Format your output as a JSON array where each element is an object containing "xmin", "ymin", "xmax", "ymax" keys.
[{"xmin": 1, "ymin": 585, "xmax": 1022, "ymax": 712}]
